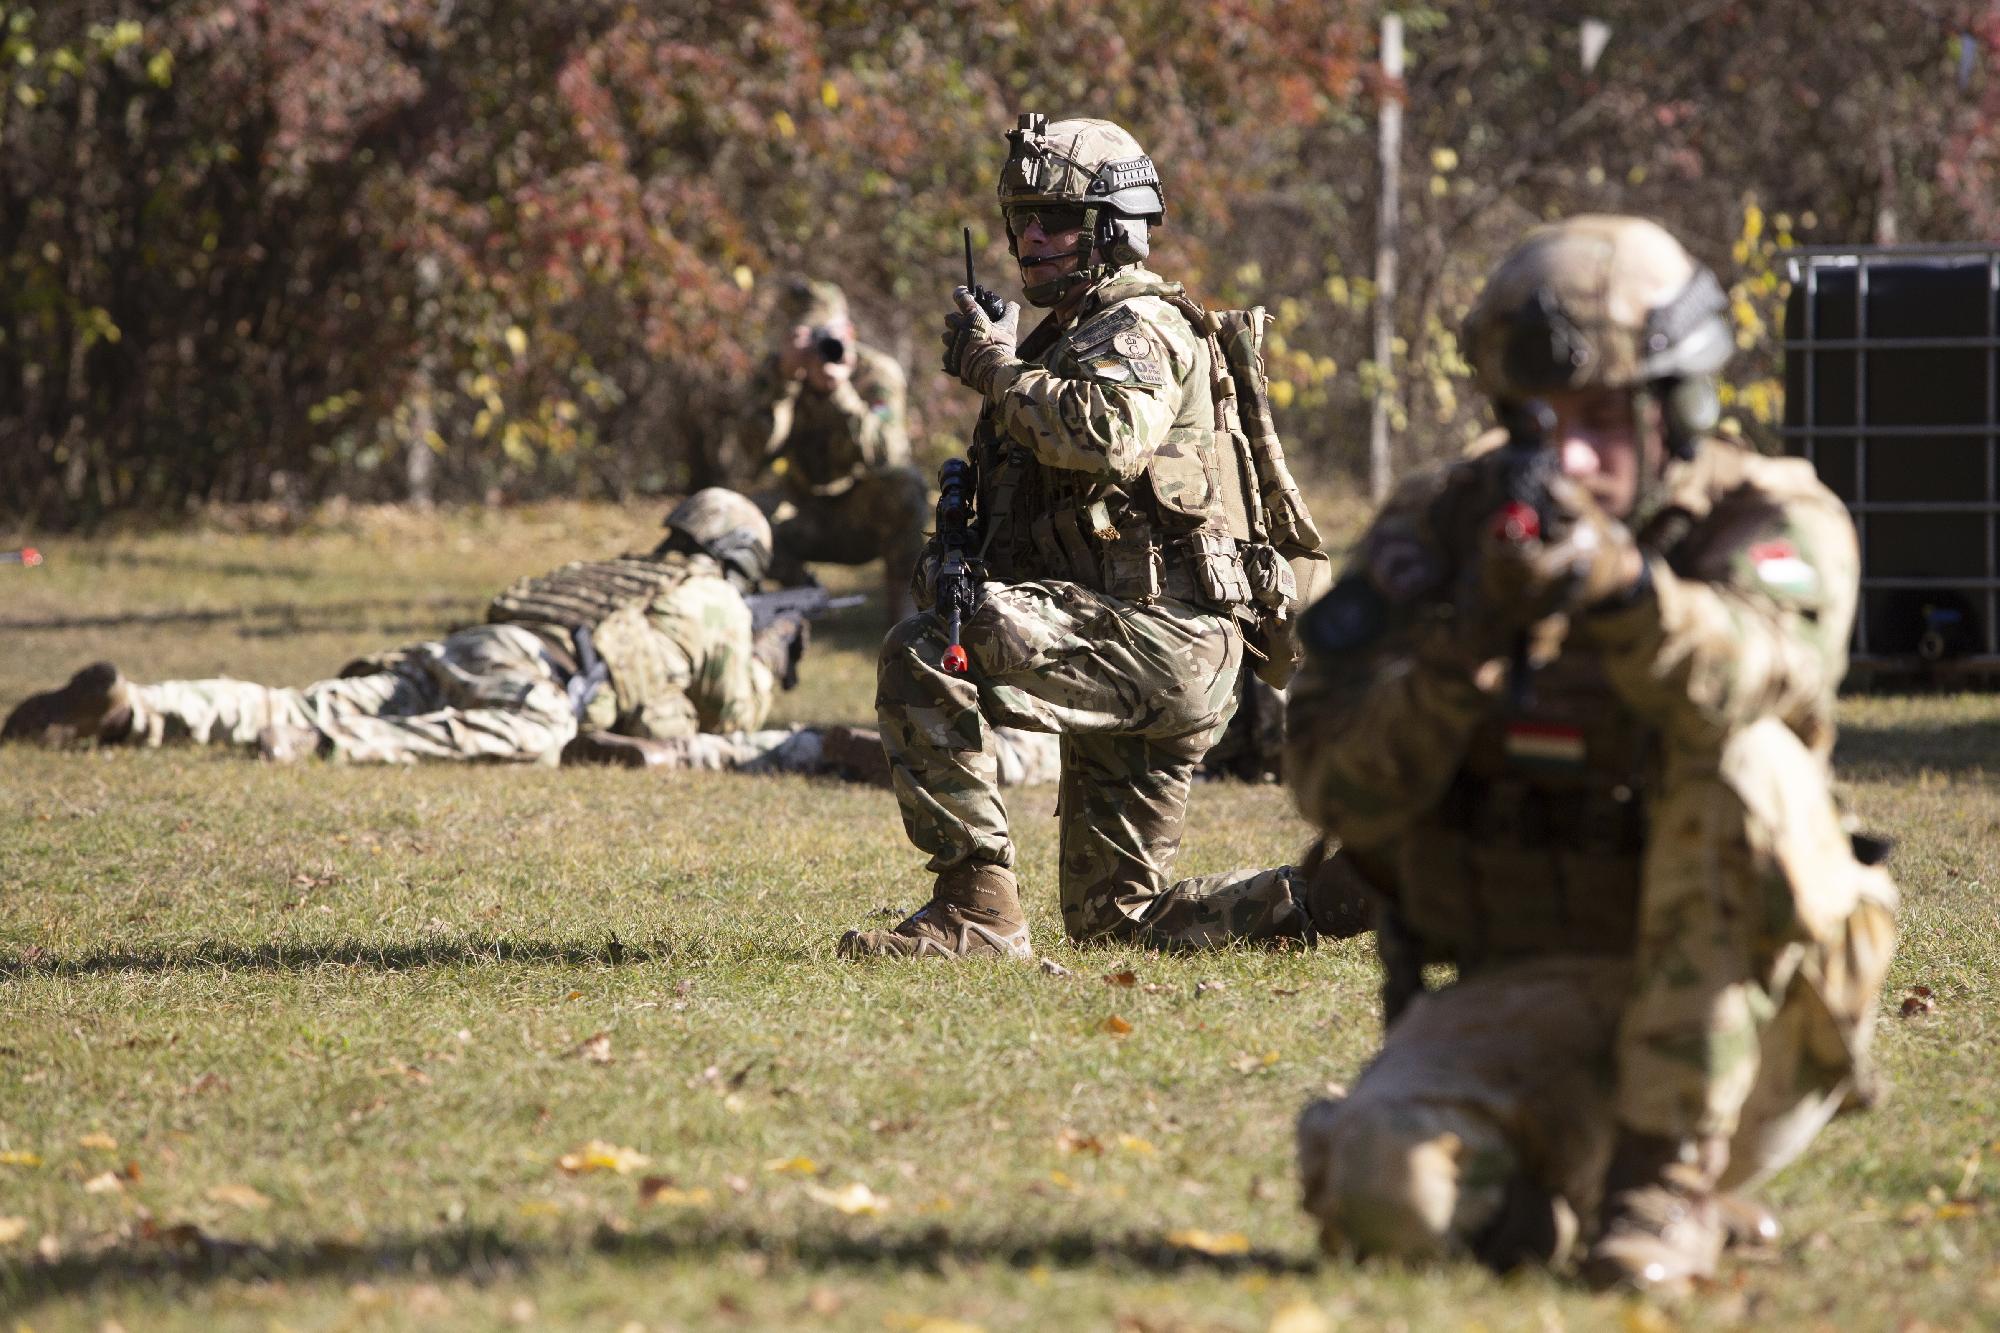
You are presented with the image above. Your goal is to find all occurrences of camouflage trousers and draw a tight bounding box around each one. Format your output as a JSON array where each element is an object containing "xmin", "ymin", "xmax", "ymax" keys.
[
  {"xmin": 125, "ymin": 624, "xmax": 577, "ymax": 764},
  {"xmin": 765, "ymin": 466, "xmax": 929, "ymax": 621},
  {"xmin": 877, "ymin": 578, "xmax": 1248, "ymax": 942},
  {"xmin": 623, "ymin": 723, "xmax": 1063, "ymax": 786},
  {"xmin": 1296, "ymin": 720, "xmax": 1900, "ymax": 1262}
]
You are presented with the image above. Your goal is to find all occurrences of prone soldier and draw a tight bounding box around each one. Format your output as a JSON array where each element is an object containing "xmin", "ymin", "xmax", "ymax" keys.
[
  {"xmin": 1286, "ymin": 216, "xmax": 1899, "ymax": 1291},
  {"xmin": 4, "ymin": 490, "xmax": 800, "ymax": 764},
  {"xmin": 837, "ymin": 112, "xmax": 1332, "ymax": 960},
  {"xmin": 736, "ymin": 278, "xmax": 929, "ymax": 624}
]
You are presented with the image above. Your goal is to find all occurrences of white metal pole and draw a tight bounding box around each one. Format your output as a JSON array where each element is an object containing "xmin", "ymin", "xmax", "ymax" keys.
[{"xmin": 1370, "ymin": 13, "xmax": 1404, "ymax": 503}]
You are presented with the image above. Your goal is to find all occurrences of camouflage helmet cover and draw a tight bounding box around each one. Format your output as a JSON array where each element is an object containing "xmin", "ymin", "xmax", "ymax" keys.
[
  {"xmin": 998, "ymin": 115, "xmax": 1164, "ymax": 223},
  {"xmin": 662, "ymin": 487, "xmax": 773, "ymax": 585},
  {"xmin": 777, "ymin": 277, "xmax": 849, "ymax": 330},
  {"xmin": 1462, "ymin": 214, "xmax": 1733, "ymax": 401}
]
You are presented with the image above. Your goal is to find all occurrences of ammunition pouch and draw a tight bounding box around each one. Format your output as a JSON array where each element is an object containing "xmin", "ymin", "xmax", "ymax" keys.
[{"xmin": 1179, "ymin": 530, "xmax": 1253, "ymax": 608}]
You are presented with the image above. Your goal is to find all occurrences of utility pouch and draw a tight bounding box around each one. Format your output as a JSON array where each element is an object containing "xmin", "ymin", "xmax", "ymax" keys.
[
  {"xmin": 1242, "ymin": 542, "xmax": 1297, "ymax": 610},
  {"xmin": 1101, "ymin": 536, "xmax": 1163, "ymax": 602}
]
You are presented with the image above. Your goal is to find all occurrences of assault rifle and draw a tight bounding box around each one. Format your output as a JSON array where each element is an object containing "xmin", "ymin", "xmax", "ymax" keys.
[
  {"xmin": 744, "ymin": 584, "xmax": 866, "ymax": 633},
  {"xmin": 1488, "ymin": 398, "xmax": 1560, "ymax": 707},
  {"xmin": 935, "ymin": 457, "xmax": 979, "ymax": 675}
]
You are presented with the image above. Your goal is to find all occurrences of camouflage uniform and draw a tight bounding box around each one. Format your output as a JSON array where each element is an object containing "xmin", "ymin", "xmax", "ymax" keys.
[
  {"xmin": 606, "ymin": 722, "xmax": 1063, "ymax": 787},
  {"xmin": 840, "ymin": 115, "xmax": 1331, "ymax": 960},
  {"xmin": 118, "ymin": 549, "xmax": 773, "ymax": 764},
  {"xmin": 1288, "ymin": 217, "xmax": 1898, "ymax": 1288},
  {"xmin": 739, "ymin": 282, "xmax": 927, "ymax": 618}
]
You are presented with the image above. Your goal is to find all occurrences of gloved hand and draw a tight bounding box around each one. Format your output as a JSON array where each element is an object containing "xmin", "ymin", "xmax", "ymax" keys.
[
  {"xmin": 940, "ymin": 286, "xmax": 1021, "ymax": 394},
  {"xmin": 752, "ymin": 613, "xmax": 811, "ymax": 691},
  {"xmin": 1475, "ymin": 475, "xmax": 1644, "ymax": 633}
]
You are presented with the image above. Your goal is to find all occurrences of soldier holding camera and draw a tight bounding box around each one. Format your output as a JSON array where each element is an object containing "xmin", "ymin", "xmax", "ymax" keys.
[{"xmin": 736, "ymin": 278, "xmax": 928, "ymax": 623}]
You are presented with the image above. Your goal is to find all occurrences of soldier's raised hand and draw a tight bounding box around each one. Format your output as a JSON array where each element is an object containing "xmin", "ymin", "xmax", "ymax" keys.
[{"xmin": 941, "ymin": 286, "xmax": 1021, "ymax": 393}]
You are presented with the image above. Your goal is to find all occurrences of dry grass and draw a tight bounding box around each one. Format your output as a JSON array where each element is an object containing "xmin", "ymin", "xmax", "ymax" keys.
[{"xmin": 0, "ymin": 504, "xmax": 1994, "ymax": 1331}]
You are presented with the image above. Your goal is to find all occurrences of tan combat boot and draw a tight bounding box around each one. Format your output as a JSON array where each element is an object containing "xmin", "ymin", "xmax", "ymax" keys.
[
  {"xmin": 836, "ymin": 863, "xmax": 1032, "ymax": 960},
  {"xmin": 1, "ymin": 661, "xmax": 132, "ymax": 745},
  {"xmin": 1581, "ymin": 1132, "xmax": 1726, "ymax": 1294}
]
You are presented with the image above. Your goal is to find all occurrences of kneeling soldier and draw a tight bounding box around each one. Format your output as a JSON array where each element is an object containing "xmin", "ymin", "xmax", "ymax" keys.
[{"xmin": 1286, "ymin": 216, "xmax": 1898, "ymax": 1291}]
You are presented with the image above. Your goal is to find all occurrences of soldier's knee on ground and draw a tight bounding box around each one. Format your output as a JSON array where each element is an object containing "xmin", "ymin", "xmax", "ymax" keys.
[{"xmin": 1296, "ymin": 1094, "xmax": 1522, "ymax": 1264}]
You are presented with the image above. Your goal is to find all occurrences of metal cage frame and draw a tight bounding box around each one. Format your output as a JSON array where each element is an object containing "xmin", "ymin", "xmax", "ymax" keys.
[{"xmin": 1781, "ymin": 243, "xmax": 2000, "ymax": 670}]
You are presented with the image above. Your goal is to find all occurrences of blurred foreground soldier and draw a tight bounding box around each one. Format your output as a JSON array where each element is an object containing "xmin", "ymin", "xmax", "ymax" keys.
[
  {"xmin": 4, "ymin": 490, "xmax": 795, "ymax": 764},
  {"xmin": 738, "ymin": 278, "xmax": 927, "ymax": 623},
  {"xmin": 1287, "ymin": 217, "xmax": 1898, "ymax": 1292},
  {"xmin": 838, "ymin": 113, "xmax": 1328, "ymax": 960}
]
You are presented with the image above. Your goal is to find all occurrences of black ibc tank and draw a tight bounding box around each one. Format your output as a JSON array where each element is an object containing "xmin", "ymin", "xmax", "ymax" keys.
[{"xmin": 1783, "ymin": 250, "xmax": 2000, "ymax": 661}]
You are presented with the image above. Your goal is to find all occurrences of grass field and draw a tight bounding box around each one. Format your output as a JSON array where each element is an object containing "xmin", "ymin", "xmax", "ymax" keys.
[{"xmin": 1, "ymin": 503, "xmax": 1995, "ymax": 1331}]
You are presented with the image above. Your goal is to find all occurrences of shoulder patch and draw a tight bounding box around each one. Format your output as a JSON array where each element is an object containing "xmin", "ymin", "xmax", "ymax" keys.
[
  {"xmin": 1067, "ymin": 304, "xmax": 1140, "ymax": 358},
  {"xmin": 1747, "ymin": 539, "xmax": 1819, "ymax": 596}
]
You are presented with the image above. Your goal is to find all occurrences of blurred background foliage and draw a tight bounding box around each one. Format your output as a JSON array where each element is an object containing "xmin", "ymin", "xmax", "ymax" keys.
[{"xmin": 2, "ymin": 0, "xmax": 1994, "ymax": 526}]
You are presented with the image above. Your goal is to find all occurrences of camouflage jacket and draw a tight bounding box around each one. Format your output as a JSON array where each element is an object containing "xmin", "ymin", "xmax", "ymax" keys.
[
  {"xmin": 739, "ymin": 342, "xmax": 910, "ymax": 498},
  {"xmin": 1283, "ymin": 438, "xmax": 1859, "ymax": 966},
  {"xmin": 495, "ymin": 550, "xmax": 775, "ymax": 741},
  {"xmin": 967, "ymin": 266, "xmax": 1237, "ymax": 600}
]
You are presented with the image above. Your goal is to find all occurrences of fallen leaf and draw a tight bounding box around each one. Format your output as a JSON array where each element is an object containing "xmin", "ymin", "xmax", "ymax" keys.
[
  {"xmin": 0, "ymin": 1217, "xmax": 27, "ymax": 1244},
  {"xmin": 1194, "ymin": 980, "xmax": 1227, "ymax": 997},
  {"xmin": 1165, "ymin": 1228, "xmax": 1250, "ymax": 1256},
  {"xmin": 1117, "ymin": 1134, "xmax": 1158, "ymax": 1157},
  {"xmin": 1900, "ymin": 986, "xmax": 1937, "ymax": 1017},
  {"xmin": 884, "ymin": 1318, "xmax": 986, "ymax": 1333},
  {"xmin": 1038, "ymin": 959, "xmax": 1075, "ymax": 978},
  {"xmin": 83, "ymin": 1171, "xmax": 125, "ymax": 1194},
  {"xmin": 1269, "ymin": 1300, "xmax": 1335, "ymax": 1333},
  {"xmin": 1230, "ymin": 1050, "xmax": 1281, "ymax": 1075},
  {"xmin": 723, "ymin": 1173, "xmax": 752, "ymax": 1195},
  {"xmin": 1055, "ymin": 1128, "xmax": 1104, "ymax": 1156},
  {"xmin": 557, "ymin": 1140, "xmax": 651, "ymax": 1176},
  {"xmin": 1140, "ymin": 983, "xmax": 1171, "ymax": 994},
  {"xmin": 764, "ymin": 1155, "xmax": 820, "ymax": 1175},
  {"xmin": 1103, "ymin": 970, "xmax": 1138, "ymax": 988},
  {"xmin": 1101, "ymin": 1015, "xmax": 1134, "ymax": 1036},
  {"xmin": 0, "ymin": 1150, "xmax": 42, "ymax": 1168},
  {"xmin": 206, "ymin": 1183, "xmax": 271, "ymax": 1211},
  {"xmin": 638, "ymin": 1176, "xmax": 714, "ymax": 1208},
  {"xmin": 517, "ymin": 1200, "xmax": 565, "ymax": 1218},
  {"xmin": 1620, "ymin": 1306, "xmax": 1676, "ymax": 1333},
  {"xmin": 805, "ymin": 1181, "xmax": 890, "ymax": 1215},
  {"xmin": 805, "ymin": 1286, "xmax": 844, "ymax": 1315},
  {"xmin": 1270, "ymin": 986, "xmax": 1301, "ymax": 997},
  {"xmin": 573, "ymin": 1032, "xmax": 614, "ymax": 1064},
  {"xmin": 179, "ymin": 1073, "xmax": 229, "ymax": 1097},
  {"xmin": 77, "ymin": 1132, "xmax": 118, "ymax": 1151}
]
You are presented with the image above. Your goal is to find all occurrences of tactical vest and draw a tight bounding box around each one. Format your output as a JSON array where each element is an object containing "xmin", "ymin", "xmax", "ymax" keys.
[
  {"xmin": 1398, "ymin": 647, "xmax": 1654, "ymax": 972},
  {"xmin": 1392, "ymin": 441, "xmax": 1850, "ymax": 972},
  {"xmin": 487, "ymin": 551, "xmax": 698, "ymax": 719},
  {"xmin": 974, "ymin": 271, "xmax": 1327, "ymax": 686}
]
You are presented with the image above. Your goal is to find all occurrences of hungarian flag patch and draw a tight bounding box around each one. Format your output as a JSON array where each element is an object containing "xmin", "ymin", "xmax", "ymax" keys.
[
  {"xmin": 1748, "ymin": 540, "xmax": 1817, "ymax": 596},
  {"xmin": 1505, "ymin": 721, "xmax": 1586, "ymax": 772}
]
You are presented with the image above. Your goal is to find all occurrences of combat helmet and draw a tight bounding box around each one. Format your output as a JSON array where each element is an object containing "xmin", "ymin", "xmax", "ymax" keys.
[
  {"xmin": 997, "ymin": 113, "xmax": 1164, "ymax": 306},
  {"xmin": 1461, "ymin": 215, "xmax": 1733, "ymax": 457},
  {"xmin": 661, "ymin": 488, "xmax": 773, "ymax": 587}
]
